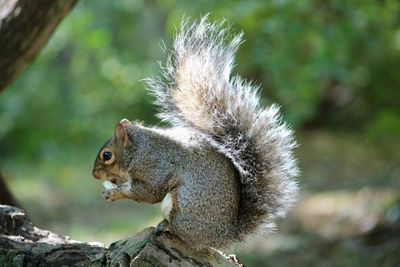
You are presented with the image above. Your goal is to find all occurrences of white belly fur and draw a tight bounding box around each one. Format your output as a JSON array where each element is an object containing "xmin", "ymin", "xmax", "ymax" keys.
[{"xmin": 161, "ymin": 192, "xmax": 172, "ymax": 220}]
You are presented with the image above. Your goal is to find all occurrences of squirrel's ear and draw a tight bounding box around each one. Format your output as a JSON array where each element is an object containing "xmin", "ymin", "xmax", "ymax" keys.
[
  {"xmin": 120, "ymin": 118, "xmax": 132, "ymax": 127},
  {"xmin": 115, "ymin": 120, "xmax": 131, "ymax": 146}
]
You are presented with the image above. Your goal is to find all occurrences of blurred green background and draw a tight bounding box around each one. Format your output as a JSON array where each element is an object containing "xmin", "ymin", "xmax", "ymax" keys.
[{"xmin": 1, "ymin": 1, "xmax": 399, "ymax": 266}]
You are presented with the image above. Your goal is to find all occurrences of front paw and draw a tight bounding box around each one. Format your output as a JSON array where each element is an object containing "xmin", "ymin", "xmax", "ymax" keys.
[{"xmin": 102, "ymin": 188, "xmax": 118, "ymax": 201}]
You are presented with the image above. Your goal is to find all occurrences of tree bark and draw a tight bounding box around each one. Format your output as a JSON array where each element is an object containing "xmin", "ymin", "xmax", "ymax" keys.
[
  {"xmin": 0, "ymin": 0, "xmax": 78, "ymax": 92},
  {"xmin": 0, "ymin": 205, "xmax": 242, "ymax": 266}
]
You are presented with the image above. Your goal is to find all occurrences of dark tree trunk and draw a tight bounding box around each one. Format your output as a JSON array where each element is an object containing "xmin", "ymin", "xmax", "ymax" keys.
[{"xmin": 0, "ymin": 0, "xmax": 78, "ymax": 91}]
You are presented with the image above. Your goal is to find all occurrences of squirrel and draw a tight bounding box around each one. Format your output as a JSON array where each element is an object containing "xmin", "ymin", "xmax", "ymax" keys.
[{"xmin": 92, "ymin": 17, "xmax": 299, "ymax": 251}]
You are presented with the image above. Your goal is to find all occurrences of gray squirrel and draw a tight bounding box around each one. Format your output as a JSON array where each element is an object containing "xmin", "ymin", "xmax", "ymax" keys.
[{"xmin": 92, "ymin": 17, "xmax": 299, "ymax": 250}]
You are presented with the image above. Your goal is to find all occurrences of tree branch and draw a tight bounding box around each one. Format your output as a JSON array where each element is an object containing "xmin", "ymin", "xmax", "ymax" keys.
[
  {"xmin": 0, "ymin": 205, "xmax": 242, "ymax": 266},
  {"xmin": 0, "ymin": 0, "xmax": 78, "ymax": 92}
]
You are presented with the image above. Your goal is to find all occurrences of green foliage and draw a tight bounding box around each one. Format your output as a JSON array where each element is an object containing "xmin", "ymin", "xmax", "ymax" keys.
[
  {"xmin": 1, "ymin": 0, "xmax": 399, "ymax": 161},
  {"xmin": 1, "ymin": 0, "xmax": 399, "ymax": 159}
]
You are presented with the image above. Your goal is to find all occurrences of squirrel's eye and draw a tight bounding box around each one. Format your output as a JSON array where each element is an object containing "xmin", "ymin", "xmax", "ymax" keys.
[{"xmin": 103, "ymin": 151, "xmax": 112, "ymax": 161}]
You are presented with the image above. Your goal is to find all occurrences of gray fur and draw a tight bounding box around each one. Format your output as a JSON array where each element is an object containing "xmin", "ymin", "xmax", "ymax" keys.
[
  {"xmin": 93, "ymin": 17, "xmax": 299, "ymax": 251},
  {"xmin": 146, "ymin": 17, "xmax": 299, "ymax": 241}
]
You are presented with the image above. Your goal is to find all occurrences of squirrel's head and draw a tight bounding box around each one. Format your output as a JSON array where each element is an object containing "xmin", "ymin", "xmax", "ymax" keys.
[{"xmin": 92, "ymin": 119, "xmax": 133, "ymax": 185}]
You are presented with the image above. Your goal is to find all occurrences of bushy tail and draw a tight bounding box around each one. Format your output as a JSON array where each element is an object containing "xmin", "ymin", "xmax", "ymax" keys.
[{"xmin": 147, "ymin": 17, "xmax": 299, "ymax": 243}]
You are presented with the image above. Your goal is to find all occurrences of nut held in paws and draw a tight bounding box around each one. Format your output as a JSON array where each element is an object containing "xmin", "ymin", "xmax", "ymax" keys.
[{"xmin": 103, "ymin": 180, "xmax": 117, "ymax": 190}]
